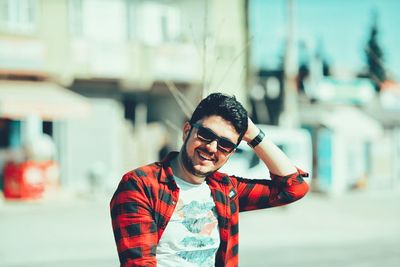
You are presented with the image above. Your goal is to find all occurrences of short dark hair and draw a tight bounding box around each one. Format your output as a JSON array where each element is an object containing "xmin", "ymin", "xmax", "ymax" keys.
[{"xmin": 189, "ymin": 93, "xmax": 248, "ymax": 143}]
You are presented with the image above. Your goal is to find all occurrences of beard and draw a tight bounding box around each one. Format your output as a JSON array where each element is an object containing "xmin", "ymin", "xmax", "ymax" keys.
[{"xmin": 180, "ymin": 134, "xmax": 218, "ymax": 178}]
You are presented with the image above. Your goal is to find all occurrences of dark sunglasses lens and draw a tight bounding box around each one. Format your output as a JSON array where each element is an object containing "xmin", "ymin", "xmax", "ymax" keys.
[
  {"xmin": 197, "ymin": 127, "xmax": 217, "ymax": 141},
  {"xmin": 218, "ymin": 139, "xmax": 236, "ymax": 151},
  {"xmin": 195, "ymin": 125, "xmax": 236, "ymax": 152}
]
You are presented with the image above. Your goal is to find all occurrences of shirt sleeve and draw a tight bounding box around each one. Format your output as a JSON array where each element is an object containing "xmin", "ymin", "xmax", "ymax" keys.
[
  {"xmin": 110, "ymin": 174, "xmax": 158, "ymax": 267},
  {"xmin": 234, "ymin": 168, "xmax": 309, "ymax": 212}
]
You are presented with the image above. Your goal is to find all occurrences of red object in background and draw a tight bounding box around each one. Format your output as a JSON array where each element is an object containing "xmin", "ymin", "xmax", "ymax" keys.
[{"xmin": 3, "ymin": 161, "xmax": 46, "ymax": 199}]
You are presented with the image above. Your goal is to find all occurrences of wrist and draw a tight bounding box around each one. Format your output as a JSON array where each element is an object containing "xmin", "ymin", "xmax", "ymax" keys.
[
  {"xmin": 247, "ymin": 128, "xmax": 265, "ymax": 148},
  {"xmin": 243, "ymin": 124, "xmax": 259, "ymax": 142}
]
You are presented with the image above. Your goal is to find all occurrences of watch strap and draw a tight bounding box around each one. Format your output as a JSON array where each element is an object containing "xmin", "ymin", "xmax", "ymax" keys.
[{"xmin": 248, "ymin": 128, "xmax": 265, "ymax": 148}]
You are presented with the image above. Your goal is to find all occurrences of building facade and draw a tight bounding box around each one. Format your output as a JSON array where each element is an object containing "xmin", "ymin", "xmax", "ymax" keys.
[{"xmin": 0, "ymin": 0, "xmax": 248, "ymax": 195}]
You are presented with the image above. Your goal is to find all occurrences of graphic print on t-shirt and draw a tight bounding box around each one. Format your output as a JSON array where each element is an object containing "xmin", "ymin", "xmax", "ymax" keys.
[
  {"xmin": 156, "ymin": 177, "xmax": 220, "ymax": 267},
  {"xmin": 175, "ymin": 199, "xmax": 218, "ymax": 265}
]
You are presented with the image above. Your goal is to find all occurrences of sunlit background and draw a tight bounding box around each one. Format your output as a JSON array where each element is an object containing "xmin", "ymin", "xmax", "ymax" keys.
[{"xmin": 0, "ymin": 0, "xmax": 399, "ymax": 266}]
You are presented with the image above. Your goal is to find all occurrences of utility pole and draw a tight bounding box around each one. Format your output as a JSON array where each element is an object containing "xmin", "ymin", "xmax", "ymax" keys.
[{"xmin": 280, "ymin": 0, "xmax": 299, "ymax": 128}]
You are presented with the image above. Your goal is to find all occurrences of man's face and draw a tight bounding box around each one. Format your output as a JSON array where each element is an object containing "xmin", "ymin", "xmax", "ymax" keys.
[{"xmin": 180, "ymin": 115, "xmax": 240, "ymax": 177}]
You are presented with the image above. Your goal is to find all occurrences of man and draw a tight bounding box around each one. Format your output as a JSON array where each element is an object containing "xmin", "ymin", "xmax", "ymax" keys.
[{"xmin": 110, "ymin": 93, "xmax": 309, "ymax": 267}]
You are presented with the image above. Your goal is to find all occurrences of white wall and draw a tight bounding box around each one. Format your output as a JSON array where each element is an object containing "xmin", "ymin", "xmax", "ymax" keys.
[{"xmin": 54, "ymin": 98, "xmax": 126, "ymax": 193}]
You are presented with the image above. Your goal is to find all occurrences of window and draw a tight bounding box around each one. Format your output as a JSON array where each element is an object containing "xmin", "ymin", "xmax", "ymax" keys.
[
  {"xmin": 0, "ymin": 119, "xmax": 11, "ymax": 148},
  {"xmin": 69, "ymin": 0, "xmax": 181, "ymax": 44},
  {"xmin": 69, "ymin": 0, "xmax": 127, "ymax": 42},
  {"xmin": 136, "ymin": 1, "xmax": 181, "ymax": 45},
  {"xmin": 0, "ymin": 0, "xmax": 38, "ymax": 34},
  {"xmin": 0, "ymin": 119, "xmax": 21, "ymax": 148},
  {"xmin": 126, "ymin": 0, "xmax": 138, "ymax": 40},
  {"xmin": 69, "ymin": 0, "xmax": 83, "ymax": 37}
]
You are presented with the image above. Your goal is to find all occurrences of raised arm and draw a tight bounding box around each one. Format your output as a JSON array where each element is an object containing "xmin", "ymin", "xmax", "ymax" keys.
[
  {"xmin": 235, "ymin": 118, "xmax": 309, "ymax": 211},
  {"xmin": 243, "ymin": 118, "xmax": 297, "ymax": 176}
]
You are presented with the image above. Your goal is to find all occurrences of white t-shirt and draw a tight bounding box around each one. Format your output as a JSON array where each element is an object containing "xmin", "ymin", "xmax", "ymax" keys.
[{"xmin": 156, "ymin": 176, "xmax": 220, "ymax": 267}]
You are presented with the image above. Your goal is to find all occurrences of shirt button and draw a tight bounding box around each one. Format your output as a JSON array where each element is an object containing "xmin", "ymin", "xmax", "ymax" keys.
[{"xmin": 171, "ymin": 200, "xmax": 176, "ymax": 205}]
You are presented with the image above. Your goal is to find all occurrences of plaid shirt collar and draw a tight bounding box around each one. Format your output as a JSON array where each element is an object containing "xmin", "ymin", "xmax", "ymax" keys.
[{"xmin": 158, "ymin": 151, "xmax": 230, "ymax": 186}]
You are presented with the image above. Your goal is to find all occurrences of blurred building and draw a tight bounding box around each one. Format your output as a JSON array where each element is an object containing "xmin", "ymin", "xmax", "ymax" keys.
[
  {"xmin": 0, "ymin": 0, "xmax": 248, "ymax": 195},
  {"xmin": 247, "ymin": 0, "xmax": 400, "ymax": 195}
]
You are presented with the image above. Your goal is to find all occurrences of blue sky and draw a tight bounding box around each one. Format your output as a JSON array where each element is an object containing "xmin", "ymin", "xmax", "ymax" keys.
[{"xmin": 249, "ymin": 0, "xmax": 400, "ymax": 80}]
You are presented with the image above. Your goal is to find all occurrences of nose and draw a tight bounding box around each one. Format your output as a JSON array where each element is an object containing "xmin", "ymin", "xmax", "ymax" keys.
[{"xmin": 206, "ymin": 140, "xmax": 218, "ymax": 153}]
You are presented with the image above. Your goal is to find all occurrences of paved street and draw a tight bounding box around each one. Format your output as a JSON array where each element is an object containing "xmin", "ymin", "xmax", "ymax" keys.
[
  {"xmin": 239, "ymin": 191, "xmax": 400, "ymax": 267},
  {"xmin": 1, "ymin": 190, "xmax": 400, "ymax": 267},
  {"xmin": 0, "ymin": 192, "xmax": 118, "ymax": 267}
]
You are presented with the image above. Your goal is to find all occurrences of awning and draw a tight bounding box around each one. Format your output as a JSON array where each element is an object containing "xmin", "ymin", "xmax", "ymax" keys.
[
  {"xmin": 300, "ymin": 104, "xmax": 383, "ymax": 141},
  {"xmin": 322, "ymin": 106, "xmax": 383, "ymax": 140},
  {"xmin": 0, "ymin": 80, "xmax": 91, "ymax": 120}
]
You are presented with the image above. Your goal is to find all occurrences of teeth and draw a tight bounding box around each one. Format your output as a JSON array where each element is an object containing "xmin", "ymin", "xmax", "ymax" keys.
[{"xmin": 198, "ymin": 151, "xmax": 212, "ymax": 161}]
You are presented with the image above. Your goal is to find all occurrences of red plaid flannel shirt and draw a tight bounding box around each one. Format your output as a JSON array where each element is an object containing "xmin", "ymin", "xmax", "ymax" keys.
[{"xmin": 110, "ymin": 152, "xmax": 309, "ymax": 266}]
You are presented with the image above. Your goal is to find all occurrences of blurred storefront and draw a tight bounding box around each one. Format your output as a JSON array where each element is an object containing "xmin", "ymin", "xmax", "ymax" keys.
[
  {"xmin": 301, "ymin": 104, "xmax": 384, "ymax": 195},
  {"xmin": 363, "ymin": 81, "xmax": 400, "ymax": 191},
  {"xmin": 0, "ymin": 0, "xmax": 248, "ymax": 198},
  {"xmin": 295, "ymin": 73, "xmax": 400, "ymax": 195},
  {"xmin": 0, "ymin": 79, "xmax": 91, "ymax": 199}
]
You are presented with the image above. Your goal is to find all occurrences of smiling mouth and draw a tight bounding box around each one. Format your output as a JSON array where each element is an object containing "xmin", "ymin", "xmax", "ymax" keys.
[{"xmin": 196, "ymin": 149, "xmax": 215, "ymax": 162}]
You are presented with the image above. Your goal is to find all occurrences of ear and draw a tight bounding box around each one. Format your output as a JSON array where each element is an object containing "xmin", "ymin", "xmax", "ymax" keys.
[{"xmin": 182, "ymin": 122, "xmax": 192, "ymax": 142}]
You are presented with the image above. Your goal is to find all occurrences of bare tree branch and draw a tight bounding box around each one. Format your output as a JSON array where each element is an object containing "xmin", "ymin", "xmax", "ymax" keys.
[
  {"xmin": 164, "ymin": 119, "xmax": 181, "ymax": 133},
  {"xmin": 202, "ymin": 0, "xmax": 209, "ymax": 98},
  {"xmin": 165, "ymin": 80, "xmax": 195, "ymax": 118},
  {"xmin": 215, "ymin": 36, "xmax": 253, "ymax": 90}
]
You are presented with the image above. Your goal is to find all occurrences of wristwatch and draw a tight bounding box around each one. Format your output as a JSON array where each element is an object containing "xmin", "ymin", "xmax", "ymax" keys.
[{"xmin": 248, "ymin": 128, "xmax": 265, "ymax": 148}]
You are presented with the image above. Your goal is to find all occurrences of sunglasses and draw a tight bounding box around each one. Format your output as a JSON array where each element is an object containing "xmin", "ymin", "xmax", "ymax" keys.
[{"xmin": 191, "ymin": 123, "xmax": 237, "ymax": 153}]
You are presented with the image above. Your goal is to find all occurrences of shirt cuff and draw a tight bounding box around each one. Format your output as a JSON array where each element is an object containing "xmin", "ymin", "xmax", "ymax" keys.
[{"xmin": 270, "ymin": 168, "xmax": 309, "ymax": 186}]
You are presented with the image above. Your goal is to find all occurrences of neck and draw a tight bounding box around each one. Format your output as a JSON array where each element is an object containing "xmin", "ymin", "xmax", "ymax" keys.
[{"xmin": 172, "ymin": 152, "xmax": 205, "ymax": 185}]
